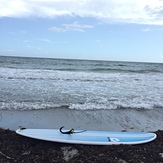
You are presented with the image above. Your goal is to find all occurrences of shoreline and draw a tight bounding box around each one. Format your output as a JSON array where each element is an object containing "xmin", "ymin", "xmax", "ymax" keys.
[{"xmin": 1, "ymin": 107, "xmax": 163, "ymax": 132}]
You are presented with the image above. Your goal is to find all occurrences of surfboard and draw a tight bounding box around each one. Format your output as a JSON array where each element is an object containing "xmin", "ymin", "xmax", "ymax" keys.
[{"xmin": 16, "ymin": 128, "xmax": 156, "ymax": 145}]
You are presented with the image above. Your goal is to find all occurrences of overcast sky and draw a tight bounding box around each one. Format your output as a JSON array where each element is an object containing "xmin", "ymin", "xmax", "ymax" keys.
[{"xmin": 1, "ymin": 0, "xmax": 163, "ymax": 63}]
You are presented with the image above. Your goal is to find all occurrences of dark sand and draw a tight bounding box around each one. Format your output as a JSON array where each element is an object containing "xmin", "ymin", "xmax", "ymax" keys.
[{"xmin": 0, "ymin": 128, "xmax": 163, "ymax": 163}]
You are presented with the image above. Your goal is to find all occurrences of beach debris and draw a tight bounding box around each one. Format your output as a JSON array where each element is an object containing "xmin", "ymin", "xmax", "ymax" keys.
[
  {"xmin": 61, "ymin": 146, "xmax": 79, "ymax": 162},
  {"xmin": 22, "ymin": 150, "xmax": 31, "ymax": 156},
  {"xmin": 159, "ymin": 153, "xmax": 163, "ymax": 158},
  {"xmin": 118, "ymin": 158, "xmax": 127, "ymax": 163},
  {"xmin": 0, "ymin": 150, "xmax": 16, "ymax": 162}
]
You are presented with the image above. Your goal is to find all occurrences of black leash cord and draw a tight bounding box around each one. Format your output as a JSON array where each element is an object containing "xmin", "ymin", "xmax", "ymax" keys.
[
  {"xmin": 60, "ymin": 126, "xmax": 74, "ymax": 134},
  {"xmin": 59, "ymin": 126, "xmax": 86, "ymax": 134}
]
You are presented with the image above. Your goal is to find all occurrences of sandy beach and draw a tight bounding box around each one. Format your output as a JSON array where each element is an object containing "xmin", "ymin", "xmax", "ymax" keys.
[
  {"xmin": 0, "ymin": 128, "xmax": 163, "ymax": 162},
  {"xmin": 1, "ymin": 106, "xmax": 163, "ymax": 162},
  {"xmin": 1, "ymin": 107, "xmax": 163, "ymax": 132}
]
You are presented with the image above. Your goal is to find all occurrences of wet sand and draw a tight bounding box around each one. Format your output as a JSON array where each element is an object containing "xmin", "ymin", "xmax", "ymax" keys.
[{"xmin": 1, "ymin": 107, "xmax": 163, "ymax": 132}]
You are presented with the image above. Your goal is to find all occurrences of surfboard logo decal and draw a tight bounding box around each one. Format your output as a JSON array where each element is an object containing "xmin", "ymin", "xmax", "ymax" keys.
[{"xmin": 108, "ymin": 137, "xmax": 119, "ymax": 142}]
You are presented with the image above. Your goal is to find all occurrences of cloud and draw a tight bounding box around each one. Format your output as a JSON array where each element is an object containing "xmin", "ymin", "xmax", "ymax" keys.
[
  {"xmin": 1, "ymin": 49, "xmax": 15, "ymax": 52},
  {"xmin": 23, "ymin": 40, "xmax": 33, "ymax": 43},
  {"xmin": 26, "ymin": 45, "xmax": 31, "ymax": 48},
  {"xmin": 1, "ymin": 0, "xmax": 163, "ymax": 25},
  {"xmin": 49, "ymin": 27, "xmax": 66, "ymax": 32},
  {"xmin": 141, "ymin": 27, "xmax": 152, "ymax": 32},
  {"xmin": 49, "ymin": 21, "xmax": 94, "ymax": 32},
  {"xmin": 24, "ymin": 38, "xmax": 53, "ymax": 43},
  {"xmin": 95, "ymin": 40, "xmax": 104, "ymax": 46},
  {"xmin": 8, "ymin": 30, "xmax": 27, "ymax": 35},
  {"xmin": 141, "ymin": 26, "xmax": 163, "ymax": 32},
  {"xmin": 19, "ymin": 30, "xmax": 27, "ymax": 34},
  {"xmin": 161, "ymin": 53, "xmax": 163, "ymax": 59},
  {"xmin": 63, "ymin": 21, "xmax": 94, "ymax": 32},
  {"xmin": 35, "ymin": 38, "xmax": 53, "ymax": 43},
  {"xmin": 36, "ymin": 47, "xmax": 42, "ymax": 50},
  {"xmin": 26, "ymin": 45, "xmax": 42, "ymax": 50}
]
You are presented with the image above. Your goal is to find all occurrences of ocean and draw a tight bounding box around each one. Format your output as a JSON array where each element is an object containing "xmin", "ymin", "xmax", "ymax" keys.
[{"xmin": 0, "ymin": 56, "xmax": 163, "ymax": 111}]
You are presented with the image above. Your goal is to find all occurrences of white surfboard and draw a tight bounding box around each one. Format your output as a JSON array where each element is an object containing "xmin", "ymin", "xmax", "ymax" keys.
[{"xmin": 16, "ymin": 128, "xmax": 156, "ymax": 145}]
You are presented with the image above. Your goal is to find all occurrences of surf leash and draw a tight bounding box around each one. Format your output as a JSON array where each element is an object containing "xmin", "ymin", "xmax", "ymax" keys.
[{"xmin": 59, "ymin": 126, "xmax": 86, "ymax": 134}]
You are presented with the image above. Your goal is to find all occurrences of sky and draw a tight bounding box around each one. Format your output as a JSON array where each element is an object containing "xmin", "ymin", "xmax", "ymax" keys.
[{"xmin": 1, "ymin": 0, "xmax": 163, "ymax": 63}]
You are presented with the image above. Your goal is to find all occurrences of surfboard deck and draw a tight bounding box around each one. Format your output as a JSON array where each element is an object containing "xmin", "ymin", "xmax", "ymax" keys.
[{"xmin": 16, "ymin": 128, "xmax": 156, "ymax": 145}]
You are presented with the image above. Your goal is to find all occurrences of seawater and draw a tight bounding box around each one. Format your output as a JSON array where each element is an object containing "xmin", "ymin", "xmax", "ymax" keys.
[{"xmin": 0, "ymin": 56, "xmax": 163, "ymax": 110}]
